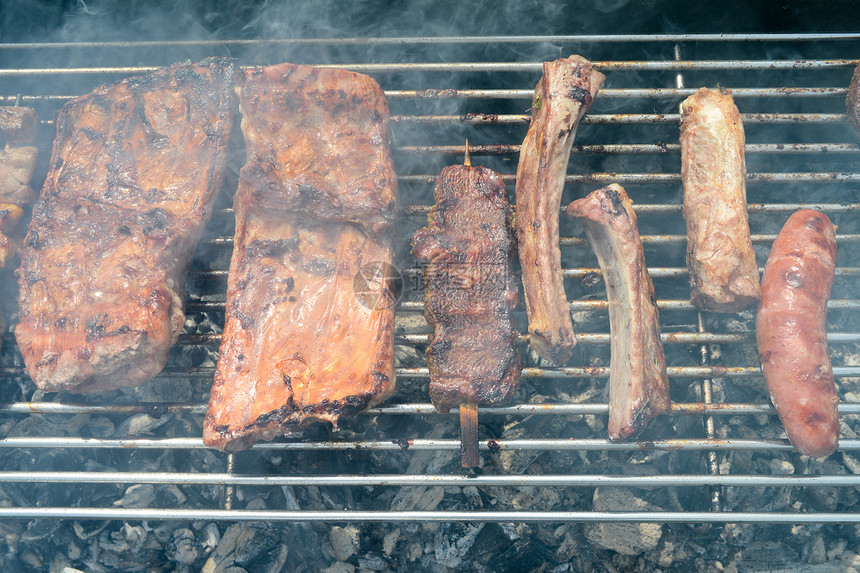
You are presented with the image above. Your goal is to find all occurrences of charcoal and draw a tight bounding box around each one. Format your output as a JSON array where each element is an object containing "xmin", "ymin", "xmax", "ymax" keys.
[
  {"xmin": 381, "ymin": 527, "xmax": 400, "ymax": 558},
  {"xmin": 113, "ymin": 484, "xmax": 155, "ymax": 508},
  {"xmin": 202, "ymin": 522, "xmax": 283, "ymax": 573},
  {"xmin": 356, "ymin": 553, "xmax": 390, "ymax": 570},
  {"xmin": 802, "ymin": 533, "xmax": 827, "ymax": 565},
  {"xmin": 328, "ymin": 525, "xmax": 359, "ymax": 562},
  {"xmin": 584, "ymin": 488, "xmax": 663, "ymax": 556},
  {"xmin": 21, "ymin": 518, "xmax": 62, "ymax": 542},
  {"xmin": 434, "ymin": 521, "xmax": 485, "ymax": 568},
  {"xmin": 72, "ymin": 520, "xmax": 107, "ymax": 541},
  {"xmin": 321, "ymin": 563, "xmax": 356, "ymax": 573},
  {"xmin": 166, "ymin": 528, "xmax": 199, "ymax": 565}
]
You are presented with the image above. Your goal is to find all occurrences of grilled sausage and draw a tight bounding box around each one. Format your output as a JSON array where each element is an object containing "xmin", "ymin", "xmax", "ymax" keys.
[{"xmin": 756, "ymin": 209, "xmax": 839, "ymax": 458}]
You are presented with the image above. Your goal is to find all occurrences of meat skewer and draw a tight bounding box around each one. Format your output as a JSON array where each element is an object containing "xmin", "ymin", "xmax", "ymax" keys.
[
  {"xmin": 412, "ymin": 141, "xmax": 521, "ymax": 468},
  {"xmin": 565, "ymin": 184, "xmax": 670, "ymax": 440},
  {"xmin": 0, "ymin": 106, "xmax": 39, "ymax": 263},
  {"xmin": 16, "ymin": 58, "xmax": 237, "ymax": 393},
  {"xmin": 680, "ymin": 88, "xmax": 761, "ymax": 312},
  {"xmin": 516, "ymin": 55, "xmax": 604, "ymax": 365},
  {"xmin": 0, "ymin": 106, "xmax": 39, "ymax": 351},
  {"xmin": 204, "ymin": 63, "xmax": 398, "ymax": 452},
  {"xmin": 757, "ymin": 209, "xmax": 839, "ymax": 458}
]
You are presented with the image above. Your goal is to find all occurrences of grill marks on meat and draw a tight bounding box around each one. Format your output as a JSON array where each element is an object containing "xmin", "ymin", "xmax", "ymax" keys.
[
  {"xmin": 516, "ymin": 55, "xmax": 604, "ymax": 365},
  {"xmin": 204, "ymin": 63, "xmax": 397, "ymax": 452},
  {"xmin": 757, "ymin": 210, "xmax": 839, "ymax": 458},
  {"xmin": 565, "ymin": 184, "xmax": 670, "ymax": 440},
  {"xmin": 680, "ymin": 88, "xmax": 760, "ymax": 312},
  {"xmin": 412, "ymin": 164, "xmax": 521, "ymax": 413},
  {"xmin": 16, "ymin": 58, "xmax": 237, "ymax": 393}
]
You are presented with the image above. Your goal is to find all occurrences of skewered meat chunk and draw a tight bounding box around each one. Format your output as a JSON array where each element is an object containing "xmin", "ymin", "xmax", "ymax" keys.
[
  {"xmin": 0, "ymin": 107, "xmax": 39, "ymax": 146},
  {"xmin": 412, "ymin": 163, "xmax": 521, "ymax": 412},
  {"xmin": 565, "ymin": 184, "xmax": 670, "ymax": 440},
  {"xmin": 680, "ymin": 88, "xmax": 760, "ymax": 312},
  {"xmin": 16, "ymin": 58, "xmax": 237, "ymax": 393},
  {"xmin": 204, "ymin": 63, "xmax": 397, "ymax": 452},
  {"xmin": 0, "ymin": 145, "xmax": 38, "ymax": 206},
  {"xmin": 757, "ymin": 209, "xmax": 839, "ymax": 458},
  {"xmin": 516, "ymin": 55, "xmax": 604, "ymax": 365}
]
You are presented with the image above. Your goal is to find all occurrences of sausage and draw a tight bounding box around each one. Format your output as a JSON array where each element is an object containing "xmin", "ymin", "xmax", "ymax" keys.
[{"xmin": 756, "ymin": 209, "xmax": 839, "ymax": 457}]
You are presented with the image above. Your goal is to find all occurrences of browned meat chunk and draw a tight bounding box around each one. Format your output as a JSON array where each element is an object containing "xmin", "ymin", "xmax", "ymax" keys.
[
  {"xmin": 680, "ymin": 88, "xmax": 760, "ymax": 312},
  {"xmin": 516, "ymin": 55, "xmax": 604, "ymax": 365},
  {"xmin": 0, "ymin": 204, "xmax": 24, "ymax": 270},
  {"xmin": 0, "ymin": 145, "xmax": 38, "ymax": 206},
  {"xmin": 412, "ymin": 164, "xmax": 521, "ymax": 413},
  {"xmin": 757, "ymin": 209, "xmax": 839, "ymax": 458},
  {"xmin": 565, "ymin": 184, "xmax": 670, "ymax": 440},
  {"xmin": 204, "ymin": 63, "xmax": 397, "ymax": 452},
  {"xmin": 16, "ymin": 58, "xmax": 237, "ymax": 393},
  {"xmin": 846, "ymin": 62, "xmax": 860, "ymax": 141},
  {"xmin": 0, "ymin": 107, "xmax": 39, "ymax": 145}
]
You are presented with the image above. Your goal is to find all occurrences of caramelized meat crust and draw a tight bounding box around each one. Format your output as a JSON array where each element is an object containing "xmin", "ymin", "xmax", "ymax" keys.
[
  {"xmin": 680, "ymin": 88, "xmax": 760, "ymax": 312},
  {"xmin": 757, "ymin": 209, "xmax": 839, "ymax": 458},
  {"xmin": 565, "ymin": 184, "xmax": 670, "ymax": 440},
  {"xmin": 412, "ymin": 164, "xmax": 521, "ymax": 413},
  {"xmin": 204, "ymin": 63, "xmax": 397, "ymax": 452},
  {"xmin": 16, "ymin": 58, "xmax": 237, "ymax": 393},
  {"xmin": 516, "ymin": 55, "xmax": 604, "ymax": 365}
]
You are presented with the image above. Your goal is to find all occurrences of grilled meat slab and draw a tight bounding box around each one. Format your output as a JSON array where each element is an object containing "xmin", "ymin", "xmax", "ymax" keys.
[
  {"xmin": 565, "ymin": 184, "xmax": 670, "ymax": 440},
  {"xmin": 16, "ymin": 58, "xmax": 237, "ymax": 393},
  {"xmin": 847, "ymin": 62, "xmax": 860, "ymax": 141},
  {"xmin": 516, "ymin": 55, "xmax": 604, "ymax": 365},
  {"xmin": 757, "ymin": 210, "xmax": 839, "ymax": 458},
  {"xmin": 204, "ymin": 63, "xmax": 397, "ymax": 452},
  {"xmin": 412, "ymin": 164, "xmax": 520, "ymax": 413},
  {"xmin": 680, "ymin": 88, "xmax": 760, "ymax": 312}
]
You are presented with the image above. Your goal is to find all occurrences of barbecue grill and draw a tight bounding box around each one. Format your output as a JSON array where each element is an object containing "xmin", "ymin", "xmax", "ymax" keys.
[{"xmin": 3, "ymin": 25, "xmax": 860, "ymax": 570}]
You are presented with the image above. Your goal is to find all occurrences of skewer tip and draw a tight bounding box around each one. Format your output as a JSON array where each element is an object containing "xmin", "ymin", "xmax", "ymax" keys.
[
  {"xmin": 459, "ymin": 402, "xmax": 479, "ymax": 468},
  {"xmin": 464, "ymin": 139, "xmax": 471, "ymax": 167}
]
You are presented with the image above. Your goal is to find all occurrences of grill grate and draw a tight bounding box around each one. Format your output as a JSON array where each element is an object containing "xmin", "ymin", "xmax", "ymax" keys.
[{"xmin": 1, "ymin": 33, "xmax": 860, "ymax": 525}]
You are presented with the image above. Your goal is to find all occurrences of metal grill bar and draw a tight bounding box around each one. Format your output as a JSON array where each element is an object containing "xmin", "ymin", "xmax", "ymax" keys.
[
  {"xmin": 2, "ymin": 401, "xmax": 860, "ymax": 416},
  {"xmin": 0, "ymin": 60, "xmax": 856, "ymax": 78},
  {"xmin": 3, "ymin": 436, "xmax": 860, "ymax": 451},
  {"xmin": 0, "ymin": 507, "xmax": 858, "ymax": 524},
  {"xmin": 0, "ymin": 472, "xmax": 858, "ymax": 488}
]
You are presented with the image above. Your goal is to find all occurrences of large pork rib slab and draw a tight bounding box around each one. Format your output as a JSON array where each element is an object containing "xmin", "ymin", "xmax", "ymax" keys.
[
  {"xmin": 204, "ymin": 63, "xmax": 397, "ymax": 452},
  {"xmin": 516, "ymin": 55, "xmax": 604, "ymax": 365},
  {"xmin": 16, "ymin": 58, "xmax": 237, "ymax": 393}
]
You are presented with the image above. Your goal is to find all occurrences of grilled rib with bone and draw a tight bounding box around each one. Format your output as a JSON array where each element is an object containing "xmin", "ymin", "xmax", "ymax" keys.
[
  {"xmin": 16, "ymin": 58, "xmax": 237, "ymax": 393},
  {"xmin": 516, "ymin": 55, "xmax": 604, "ymax": 365},
  {"xmin": 412, "ymin": 154, "xmax": 521, "ymax": 466},
  {"xmin": 204, "ymin": 63, "xmax": 397, "ymax": 452},
  {"xmin": 565, "ymin": 184, "xmax": 670, "ymax": 440}
]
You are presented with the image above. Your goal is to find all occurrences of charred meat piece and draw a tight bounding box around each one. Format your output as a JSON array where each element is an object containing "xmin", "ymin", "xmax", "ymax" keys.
[
  {"xmin": 565, "ymin": 184, "xmax": 670, "ymax": 440},
  {"xmin": 0, "ymin": 204, "xmax": 24, "ymax": 270},
  {"xmin": 412, "ymin": 163, "xmax": 521, "ymax": 411},
  {"xmin": 204, "ymin": 63, "xmax": 397, "ymax": 452},
  {"xmin": 0, "ymin": 146, "xmax": 37, "ymax": 209},
  {"xmin": 757, "ymin": 209, "xmax": 839, "ymax": 458},
  {"xmin": 846, "ymin": 62, "xmax": 860, "ymax": 141},
  {"xmin": 0, "ymin": 107, "xmax": 39, "ymax": 146},
  {"xmin": 516, "ymin": 55, "xmax": 604, "ymax": 365},
  {"xmin": 680, "ymin": 88, "xmax": 760, "ymax": 312},
  {"xmin": 16, "ymin": 58, "xmax": 237, "ymax": 393}
]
